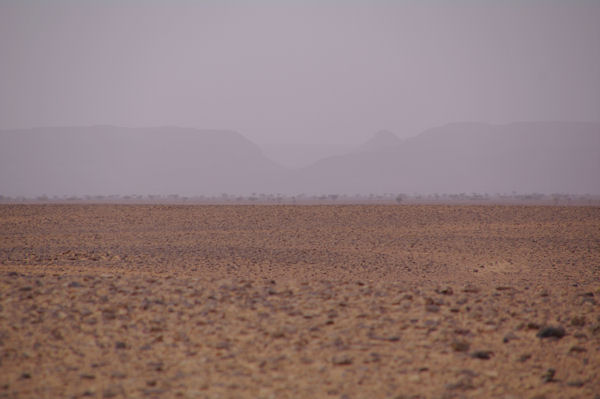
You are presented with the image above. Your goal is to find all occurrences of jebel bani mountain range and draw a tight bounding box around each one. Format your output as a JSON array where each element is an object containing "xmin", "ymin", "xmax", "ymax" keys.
[{"xmin": 1, "ymin": 122, "xmax": 599, "ymax": 197}]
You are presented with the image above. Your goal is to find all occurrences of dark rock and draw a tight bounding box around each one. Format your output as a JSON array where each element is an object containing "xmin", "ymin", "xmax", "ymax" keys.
[
  {"xmin": 470, "ymin": 350, "xmax": 493, "ymax": 360},
  {"xmin": 580, "ymin": 296, "xmax": 597, "ymax": 305},
  {"xmin": 215, "ymin": 341, "xmax": 230, "ymax": 350},
  {"xmin": 332, "ymin": 354, "xmax": 353, "ymax": 365},
  {"xmin": 436, "ymin": 287, "xmax": 453, "ymax": 295},
  {"xmin": 147, "ymin": 362, "xmax": 164, "ymax": 372},
  {"xmin": 115, "ymin": 341, "xmax": 127, "ymax": 349},
  {"xmin": 68, "ymin": 281, "xmax": 83, "ymax": 288},
  {"xmin": 20, "ymin": 372, "xmax": 31, "ymax": 379},
  {"xmin": 451, "ymin": 340, "xmax": 470, "ymax": 352},
  {"xmin": 567, "ymin": 379, "xmax": 585, "ymax": 387},
  {"xmin": 571, "ymin": 316, "xmax": 586, "ymax": 326},
  {"xmin": 462, "ymin": 285, "xmax": 480, "ymax": 294},
  {"xmin": 102, "ymin": 388, "xmax": 118, "ymax": 398},
  {"xmin": 425, "ymin": 304, "xmax": 440, "ymax": 313},
  {"xmin": 503, "ymin": 332, "xmax": 519, "ymax": 343},
  {"xmin": 446, "ymin": 377, "xmax": 475, "ymax": 391},
  {"xmin": 537, "ymin": 326, "xmax": 566, "ymax": 339},
  {"xmin": 542, "ymin": 368, "xmax": 555, "ymax": 383},
  {"xmin": 527, "ymin": 322, "xmax": 541, "ymax": 330},
  {"xmin": 569, "ymin": 345, "xmax": 587, "ymax": 353}
]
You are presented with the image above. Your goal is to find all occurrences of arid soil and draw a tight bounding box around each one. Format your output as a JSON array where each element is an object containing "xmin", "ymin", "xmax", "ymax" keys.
[{"xmin": 1, "ymin": 204, "xmax": 599, "ymax": 399}]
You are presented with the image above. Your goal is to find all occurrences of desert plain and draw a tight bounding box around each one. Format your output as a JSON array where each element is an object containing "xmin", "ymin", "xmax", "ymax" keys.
[{"xmin": 0, "ymin": 204, "xmax": 599, "ymax": 399}]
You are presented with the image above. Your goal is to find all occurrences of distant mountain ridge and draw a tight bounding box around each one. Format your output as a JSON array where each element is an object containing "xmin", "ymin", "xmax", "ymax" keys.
[
  {"xmin": 0, "ymin": 126, "xmax": 285, "ymax": 197},
  {"xmin": 288, "ymin": 121, "xmax": 600, "ymax": 195},
  {"xmin": 356, "ymin": 130, "xmax": 402, "ymax": 153},
  {"xmin": 1, "ymin": 122, "xmax": 599, "ymax": 197}
]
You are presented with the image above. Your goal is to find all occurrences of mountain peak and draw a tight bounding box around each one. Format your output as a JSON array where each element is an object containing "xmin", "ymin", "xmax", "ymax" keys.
[{"xmin": 359, "ymin": 130, "xmax": 401, "ymax": 152}]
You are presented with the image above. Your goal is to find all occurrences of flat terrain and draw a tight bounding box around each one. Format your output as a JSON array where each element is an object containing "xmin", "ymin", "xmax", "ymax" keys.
[{"xmin": 1, "ymin": 204, "xmax": 599, "ymax": 399}]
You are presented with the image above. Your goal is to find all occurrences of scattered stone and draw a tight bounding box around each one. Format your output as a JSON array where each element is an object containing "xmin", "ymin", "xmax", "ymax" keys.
[
  {"xmin": 332, "ymin": 354, "xmax": 353, "ymax": 365},
  {"xmin": 436, "ymin": 287, "xmax": 453, "ymax": 295},
  {"xmin": 569, "ymin": 345, "xmax": 587, "ymax": 353},
  {"xmin": 20, "ymin": 372, "xmax": 31, "ymax": 379},
  {"xmin": 503, "ymin": 332, "xmax": 519, "ymax": 343},
  {"xmin": 147, "ymin": 362, "xmax": 164, "ymax": 372},
  {"xmin": 567, "ymin": 379, "xmax": 585, "ymax": 387},
  {"xmin": 527, "ymin": 322, "xmax": 541, "ymax": 330},
  {"xmin": 536, "ymin": 326, "xmax": 566, "ymax": 339},
  {"xmin": 115, "ymin": 341, "xmax": 127, "ymax": 349},
  {"xmin": 68, "ymin": 281, "xmax": 83, "ymax": 288},
  {"xmin": 446, "ymin": 377, "xmax": 475, "ymax": 391},
  {"xmin": 425, "ymin": 304, "xmax": 440, "ymax": 313},
  {"xmin": 102, "ymin": 388, "xmax": 118, "ymax": 398},
  {"xmin": 451, "ymin": 340, "xmax": 470, "ymax": 352},
  {"xmin": 80, "ymin": 374, "xmax": 95, "ymax": 379},
  {"xmin": 541, "ymin": 368, "xmax": 556, "ymax": 383},
  {"xmin": 470, "ymin": 350, "xmax": 493, "ymax": 359},
  {"xmin": 215, "ymin": 341, "xmax": 230, "ymax": 350},
  {"xmin": 571, "ymin": 316, "xmax": 586, "ymax": 326},
  {"xmin": 463, "ymin": 285, "xmax": 480, "ymax": 294}
]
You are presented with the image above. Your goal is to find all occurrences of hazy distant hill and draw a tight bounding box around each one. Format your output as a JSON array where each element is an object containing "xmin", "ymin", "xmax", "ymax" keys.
[
  {"xmin": 0, "ymin": 126, "xmax": 285, "ymax": 197},
  {"xmin": 1, "ymin": 122, "xmax": 599, "ymax": 198},
  {"xmin": 286, "ymin": 122, "xmax": 600, "ymax": 195},
  {"xmin": 355, "ymin": 130, "xmax": 403, "ymax": 153}
]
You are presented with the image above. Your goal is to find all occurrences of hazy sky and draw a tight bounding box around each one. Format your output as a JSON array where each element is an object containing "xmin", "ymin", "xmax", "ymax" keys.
[{"xmin": 1, "ymin": 1, "xmax": 599, "ymax": 163}]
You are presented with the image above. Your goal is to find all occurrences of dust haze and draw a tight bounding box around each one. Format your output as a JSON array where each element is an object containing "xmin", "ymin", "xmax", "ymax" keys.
[{"xmin": 0, "ymin": 1, "xmax": 599, "ymax": 196}]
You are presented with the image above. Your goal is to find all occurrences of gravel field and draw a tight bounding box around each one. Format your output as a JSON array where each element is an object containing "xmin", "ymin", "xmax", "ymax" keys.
[{"xmin": 1, "ymin": 205, "xmax": 599, "ymax": 398}]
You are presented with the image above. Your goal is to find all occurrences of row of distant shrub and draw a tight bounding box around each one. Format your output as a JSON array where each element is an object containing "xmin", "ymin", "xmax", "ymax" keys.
[{"xmin": 0, "ymin": 192, "xmax": 598, "ymax": 205}]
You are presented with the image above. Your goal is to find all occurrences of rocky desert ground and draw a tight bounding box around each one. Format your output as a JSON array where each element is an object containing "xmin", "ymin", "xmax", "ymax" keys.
[{"xmin": 0, "ymin": 204, "xmax": 599, "ymax": 399}]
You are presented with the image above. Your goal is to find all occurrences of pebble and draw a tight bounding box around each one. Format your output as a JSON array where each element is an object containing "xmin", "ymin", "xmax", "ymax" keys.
[
  {"xmin": 536, "ymin": 326, "xmax": 565, "ymax": 339},
  {"xmin": 470, "ymin": 350, "xmax": 493, "ymax": 360},
  {"xmin": 569, "ymin": 345, "xmax": 587, "ymax": 353},
  {"xmin": 503, "ymin": 332, "xmax": 519, "ymax": 343},
  {"xmin": 462, "ymin": 285, "xmax": 480, "ymax": 294},
  {"xmin": 451, "ymin": 340, "xmax": 470, "ymax": 352},
  {"xmin": 541, "ymin": 368, "xmax": 555, "ymax": 383},
  {"xmin": 436, "ymin": 287, "xmax": 453, "ymax": 295},
  {"xmin": 425, "ymin": 304, "xmax": 440, "ymax": 313},
  {"xmin": 332, "ymin": 354, "xmax": 353, "ymax": 365}
]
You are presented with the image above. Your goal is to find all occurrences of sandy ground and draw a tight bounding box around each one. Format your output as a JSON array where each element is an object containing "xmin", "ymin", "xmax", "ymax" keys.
[{"xmin": 0, "ymin": 204, "xmax": 599, "ymax": 399}]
